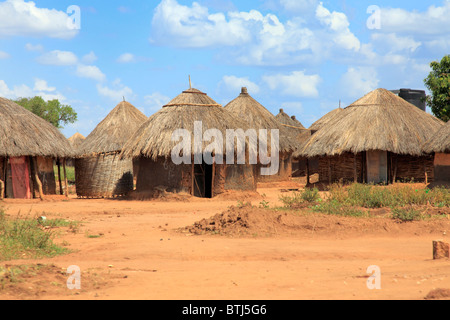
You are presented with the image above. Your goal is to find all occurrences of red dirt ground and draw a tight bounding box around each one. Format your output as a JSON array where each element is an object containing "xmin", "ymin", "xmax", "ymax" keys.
[{"xmin": 0, "ymin": 180, "xmax": 449, "ymax": 300}]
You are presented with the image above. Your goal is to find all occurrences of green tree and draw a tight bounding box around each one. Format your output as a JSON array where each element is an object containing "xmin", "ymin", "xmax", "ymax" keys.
[
  {"xmin": 424, "ymin": 55, "xmax": 450, "ymax": 122},
  {"xmin": 14, "ymin": 96, "xmax": 77, "ymax": 128}
]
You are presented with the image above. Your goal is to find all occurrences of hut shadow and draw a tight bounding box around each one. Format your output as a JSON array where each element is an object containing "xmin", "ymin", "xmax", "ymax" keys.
[{"xmin": 427, "ymin": 181, "xmax": 450, "ymax": 189}]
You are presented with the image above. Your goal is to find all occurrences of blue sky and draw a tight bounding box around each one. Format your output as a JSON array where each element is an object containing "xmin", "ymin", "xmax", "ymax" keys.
[{"xmin": 0, "ymin": 0, "xmax": 449, "ymax": 138}]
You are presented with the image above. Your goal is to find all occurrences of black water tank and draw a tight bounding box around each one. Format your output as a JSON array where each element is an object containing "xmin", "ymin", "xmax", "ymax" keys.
[{"xmin": 397, "ymin": 88, "xmax": 426, "ymax": 111}]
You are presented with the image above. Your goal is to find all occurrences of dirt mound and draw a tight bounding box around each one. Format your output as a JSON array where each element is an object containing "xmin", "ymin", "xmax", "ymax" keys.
[
  {"xmin": 180, "ymin": 204, "xmax": 450, "ymax": 238},
  {"xmin": 213, "ymin": 190, "xmax": 263, "ymax": 201},
  {"xmin": 126, "ymin": 189, "xmax": 192, "ymax": 202},
  {"xmin": 425, "ymin": 288, "xmax": 450, "ymax": 300}
]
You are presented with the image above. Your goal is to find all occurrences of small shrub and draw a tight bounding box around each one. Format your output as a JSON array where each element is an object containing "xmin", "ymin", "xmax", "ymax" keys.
[
  {"xmin": 391, "ymin": 207, "xmax": 422, "ymax": 222},
  {"xmin": 301, "ymin": 188, "xmax": 320, "ymax": 203}
]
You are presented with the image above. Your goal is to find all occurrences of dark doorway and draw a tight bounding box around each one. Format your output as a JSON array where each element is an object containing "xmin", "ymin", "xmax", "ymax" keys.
[{"xmin": 193, "ymin": 161, "xmax": 213, "ymax": 198}]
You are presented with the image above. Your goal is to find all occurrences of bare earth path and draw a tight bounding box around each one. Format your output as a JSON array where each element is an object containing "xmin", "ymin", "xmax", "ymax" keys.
[{"xmin": 0, "ymin": 183, "xmax": 449, "ymax": 300}]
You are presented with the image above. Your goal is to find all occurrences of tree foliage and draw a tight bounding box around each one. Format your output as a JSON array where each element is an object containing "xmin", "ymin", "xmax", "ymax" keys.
[
  {"xmin": 424, "ymin": 55, "xmax": 450, "ymax": 122},
  {"xmin": 14, "ymin": 96, "xmax": 77, "ymax": 129}
]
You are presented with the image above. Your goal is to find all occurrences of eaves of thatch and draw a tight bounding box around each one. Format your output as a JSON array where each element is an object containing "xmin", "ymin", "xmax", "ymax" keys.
[
  {"xmin": 77, "ymin": 101, "xmax": 147, "ymax": 157},
  {"xmin": 296, "ymin": 88, "xmax": 444, "ymax": 158},
  {"xmin": 0, "ymin": 97, "xmax": 74, "ymax": 158},
  {"xmin": 423, "ymin": 119, "xmax": 450, "ymax": 154},
  {"xmin": 121, "ymin": 88, "xmax": 260, "ymax": 160}
]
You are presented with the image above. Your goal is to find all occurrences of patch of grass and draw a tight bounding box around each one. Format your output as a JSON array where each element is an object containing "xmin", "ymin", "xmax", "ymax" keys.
[
  {"xmin": 311, "ymin": 200, "xmax": 367, "ymax": 217},
  {"xmin": 0, "ymin": 211, "xmax": 70, "ymax": 261},
  {"xmin": 391, "ymin": 207, "xmax": 423, "ymax": 222},
  {"xmin": 279, "ymin": 188, "xmax": 321, "ymax": 208},
  {"xmin": 54, "ymin": 165, "xmax": 75, "ymax": 184}
]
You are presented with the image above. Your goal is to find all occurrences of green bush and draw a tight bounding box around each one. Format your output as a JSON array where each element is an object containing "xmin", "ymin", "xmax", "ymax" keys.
[{"xmin": 391, "ymin": 207, "xmax": 423, "ymax": 222}]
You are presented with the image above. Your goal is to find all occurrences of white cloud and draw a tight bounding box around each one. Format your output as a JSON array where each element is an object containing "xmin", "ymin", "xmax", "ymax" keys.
[
  {"xmin": 340, "ymin": 67, "xmax": 379, "ymax": 99},
  {"xmin": 0, "ymin": 79, "xmax": 66, "ymax": 101},
  {"xmin": 25, "ymin": 43, "xmax": 44, "ymax": 52},
  {"xmin": 0, "ymin": 0, "xmax": 78, "ymax": 39},
  {"xmin": 0, "ymin": 51, "xmax": 10, "ymax": 59},
  {"xmin": 151, "ymin": 0, "xmax": 362, "ymax": 67},
  {"xmin": 371, "ymin": 33, "xmax": 421, "ymax": 53},
  {"xmin": 220, "ymin": 75, "xmax": 260, "ymax": 94},
  {"xmin": 144, "ymin": 92, "xmax": 171, "ymax": 112},
  {"xmin": 76, "ymin": 64, "xmax": 106, "ymax": 82},
  {"xmin": 97, "ymin": 79, "xmax": 134, "ymax": 102},
  {"xmin": 263, "ymin": 71, "xmax": 321, "ymax": 97},
  {"xmin": 37, "ymin": 50, "xmax": 78, "ymax": 66},
  {"xmin": 82, "ymin": 51, "xmax": 98, "ymax": 64},
  {"xmin": 380, "ymin": 3, "xmax": 450, "ymax": 35},
  {"xmin": 117, "ymin": 53, "xmax": 136, "ymax": 63},
  {"xmin": 315, "ymin": 2, "xmax": 360, "ymax": 51},
  {"xmin": 151, "ymin": 0, "xmax": 250, "ymax": 47},
  {"xmin": 33, "ymin": 78, "xmax": 56, "ymax": 92}
]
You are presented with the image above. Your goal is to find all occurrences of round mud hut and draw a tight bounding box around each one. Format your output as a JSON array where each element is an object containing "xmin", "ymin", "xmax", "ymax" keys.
[
  {"xmin": 121, "ymin": 87, "xmax": 258, "ymax": 198},
  {"xmin": 224, "ymin": 88, "xmax": 297, "ymax": 182},
  {"xmin": 275, "ymin": 108, "xmax": 305, "ymax": 129},
  {"xmin": 75, "ymin": 100, "xmax": 147, "ymax": 198},
  {"xmin": 66, "ymin": 132, "xmax": 85, "ymax": 167},
  {"xmin": 423, "ymin": 120, "xmax": 450, "ymax": 186},
  {"xmin": 295, "ymin": 88, "xmax": 444, "ymax": 185},
  {"xmin": 0, "ymin": 97, "xmax": 74, "ymax": 199}
]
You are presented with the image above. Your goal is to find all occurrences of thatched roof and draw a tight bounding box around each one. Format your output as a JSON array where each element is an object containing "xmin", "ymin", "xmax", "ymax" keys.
[
  {"xmin": 275, "ymin": 108, "xmax": 305, "ymax": 129},
  {"xmin": 296, "ymin": 88, "xmax": 444, "ymax": 158},
  {"xmin": 121, "ymin": 87, "xmax": 259, "ymax": 160},
  {"xmin": 224, "ymin": 88, "xmax": 297, "ymax": 153},
  {"xmin": 423, "ymin": 120, "xmax": 450, "ymax": 154},
  {"xmin": 0, "ymin": 97, "xmax": 74, "ymax": 158},
  {"xmin": 309, "ymin": 108, "xmax": 344, "ymax": 132},
  {"xmin": 68, "ymin": 132, "xmax": 85, "ymax": 151},
  {"xmin": 77, "ymin": 101, "xmax": 147, "ymax": 157}
]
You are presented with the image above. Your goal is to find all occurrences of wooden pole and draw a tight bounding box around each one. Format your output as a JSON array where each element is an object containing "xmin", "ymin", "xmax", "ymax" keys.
[
  {"xmin": 32, "ymin": 157, "xmax": 44, "ymax": 200},
  {"xmin": 63, "ymin": 159, "xmax": 69, "ymax": 197},
  {"xmin": 354, "ymin": 153, "xmax": 358, "ymax": 183},
  {"xmin": 328, "ymin": 157, "xmax": 332, "ymax": 185},
  {"xmin": 306, "ymin": 158, "xmax": 310, "ymax": 186},
  {"xmin": 424, "ymin": 161, "xmax": 428, "ymax": 185},
  {"xmin": 57, "ymin": 158, "xmax": 63, "ymax": 195}
]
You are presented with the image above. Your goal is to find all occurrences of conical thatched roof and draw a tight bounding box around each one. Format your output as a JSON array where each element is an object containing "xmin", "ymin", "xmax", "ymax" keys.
[
  {"xmin": 275, "ymin": 109, "xmax": 305, "ymax": 129},
  {"xmin": 77, "ymin": 101, "xmax": 147, "ymax": 157},
  {"xmin": 224, "ymin": 88, "xmax": 296, "ymax": 153},
  {"xmin": 121, "ymin": 87, "xmax": 259, "ymax": 160},
  {"xmin": 309, "ymin": 108, "xmax": 344, "ymax": 132},
  {"xmin": 296, "ymin": 88, "xmax": 444, "ymax": 158},
  {"xmin": 423, "ymin": 120, "xmax": 450, "ymax": 154},
  {"xmin": 68, "ymin": 132, "xmax": 85, "ymax": 152},
  {"xmin": 0, "ymin": 97, "xmax": 73, "ymax": 158}
]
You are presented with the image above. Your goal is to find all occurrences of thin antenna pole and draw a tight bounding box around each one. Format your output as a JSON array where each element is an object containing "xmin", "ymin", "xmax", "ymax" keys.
[{"xmin": 123, "ymin": 96, "xmax": 125, "ymax": 102}]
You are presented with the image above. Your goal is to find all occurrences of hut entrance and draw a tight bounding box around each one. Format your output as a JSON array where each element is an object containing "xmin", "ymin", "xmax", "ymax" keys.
[
  {"xmin": 193, "ymin": 161, "xmax": 213, "ymax": 198},
  {"xmin": 9, "ymin": 157, "xmax": 32, "ymax": 199},
  {"xmin": 366, "ymin": 150, "xmax": 388, "ymax": 184}
]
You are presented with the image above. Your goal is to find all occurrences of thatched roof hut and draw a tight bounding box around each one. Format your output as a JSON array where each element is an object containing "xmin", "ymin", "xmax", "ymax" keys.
[
  {"xmin": 224, "ymin": 88, "xmax": 296, "ymax": 153},
  {"xmin": 122, "ymin": 88, "xmax": 257, "ymax": 160},
  {"xmin": 308, "ymin": 108, "xmax": 344, "ymax": 132},
  {"xmin": 423, "ymin": 120, "xmax": 450, "ymax": 154},
  {"xmin": 275, "ymin": 108, "xmax": 305, "ymax": 129},
  {"xmin": 75, "ymin": 100, "xmax": 147, "ymax": 198},
  {"xmin": 224, "ymin": 88, "xmax": 298, "ymax": 181},
  {"xmin": 296, "ymin": 88, "xmax": 444, "ymax": 184},
  {"xmin": 0, "ymin": 97, "xmax": 74, "ymax": 199},
  {"xmin": 0, "ymin": 97, "xmax": 73, "ymax": 158},
  {"xmin": 68, "ymin": 132, "xmax": 85, "ymax": 152},
  {"xmin": 423, "ymin": 120, "xmax": 450, "ymax": 185},
  {"xmin": 121, "ymin": 87, "xmax": 258, "ymax": 198}
]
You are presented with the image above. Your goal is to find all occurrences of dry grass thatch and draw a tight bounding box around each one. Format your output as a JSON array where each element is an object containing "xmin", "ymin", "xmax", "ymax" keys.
[
  {"xmin": 121, "ymin": 87, "xmax": 260, "ymax": 160},
  {"xmin": 224, "ymin": 88, "xmax": 297, "ymax": 153},
  {"xmin": 0, "ymin": 97, "xmax": 74, "ymax": 158},
  {"xmin": 296, "ymin": 88, "xmax": 444, "ymax": 158},
  {"xmin": 68, "ymin": 132, "xmax": 85, "ymax": 152},
  {"xmin": 77, "ymin": 101, "xmax": 147, "ymax": 157},
  {"xmin": 308, "ymin": 107, "xmax": 344, "ymax": 132},
  {"xmin": 423, "ymin": 120, "xmax": 450, "ymax": 154},
  {"xmin": 275, "ymin": 108, "xmax": 305, "ymax": 129}
]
